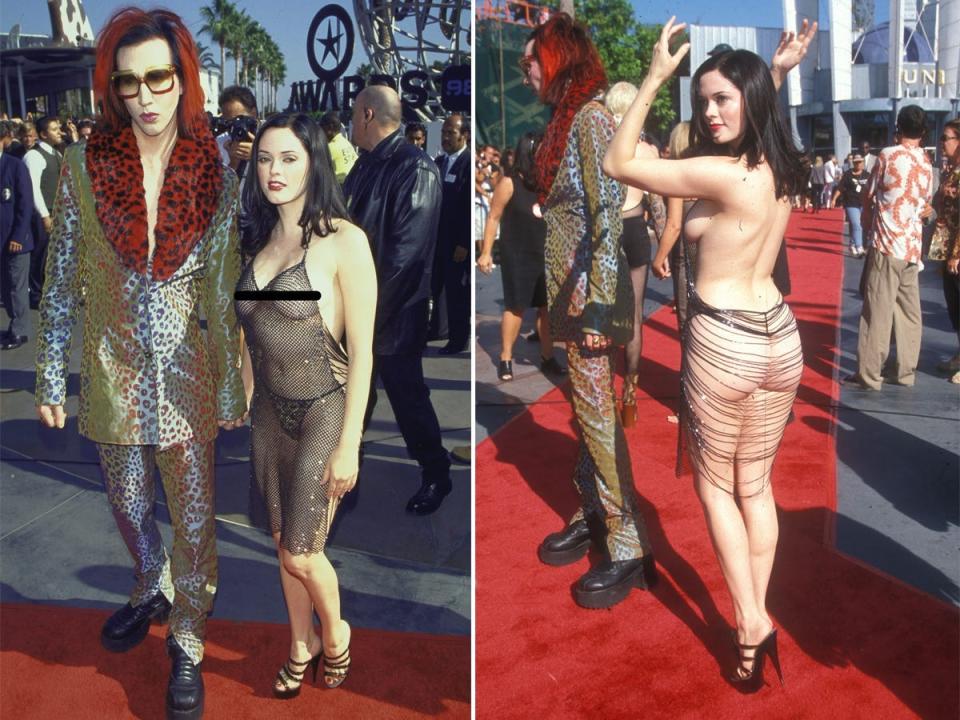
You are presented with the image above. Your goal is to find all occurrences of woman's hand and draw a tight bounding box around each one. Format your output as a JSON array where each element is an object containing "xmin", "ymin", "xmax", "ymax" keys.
[
  {"xmin": 477, "ymin": 252, "xmax": 494, "ymax": 274},
  {"xmin": 652, "ymin": 253, "xmax": 671, "ymax": 279},
  {"xmin": 218, "ymin": 413, "xmax": 249, "ymax": 430},
  {"xmin": 647, "ymin": 17, "xmax": 690, "ymax": 87},
  {"xmin": 771, "ymin": 19, "xmax": 818, "ymax": 78},
  {"xmin": 324, "ymin": 444, "xmax": 359, "ymax": 500},
  {"xmin": 948, "ymin": 258, "xmax": 959, "ymax": 275}
]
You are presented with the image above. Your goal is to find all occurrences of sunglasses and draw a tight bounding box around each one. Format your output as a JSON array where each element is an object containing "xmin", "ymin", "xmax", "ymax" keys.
[
  {"xmin": 941, "ymin": 134, "xmax": 959, "ymax": 142},
  {"xmin": 518, "ymin": 55, "xmax": 535, "ymax": 78},
  {"xmin": 110, "ymin": 65, "xmax": 177, "ymax": 99}
]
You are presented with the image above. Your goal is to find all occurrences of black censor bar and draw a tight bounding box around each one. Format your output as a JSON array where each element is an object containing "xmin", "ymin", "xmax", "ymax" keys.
[{"xmin": 234, "ymin": 290, "xmax": 322, "ymax": 301}]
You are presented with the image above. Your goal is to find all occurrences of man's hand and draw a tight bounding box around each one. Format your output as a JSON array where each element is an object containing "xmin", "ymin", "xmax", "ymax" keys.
[
  {"xmin": 8, "ymin": 240, "xmax": 22, "ymax": 253},
  {"xmin": 226, "ymin": 131, "xmax": 255, "ymax": 169},
  {"xmin": 582, "ymin": 331, "xmax": 612, "ymax": 351},
  {"xmin": 452, "ymin": 245, "xmax": 468, "ymax": 263},
  {"xmin": 42, "ymin": 216, "xmax": 53, "ymax": 233},
  {"xmin": 218, "ymin": 413, "xmax": 249, "ymax": 430},
  {"xmin": 37, "ymin": 405, "xmax": 66, "ymax": 429},
  {"xmin": 771, "ymin": 19, "xmax": 818, "ymax": 88}
]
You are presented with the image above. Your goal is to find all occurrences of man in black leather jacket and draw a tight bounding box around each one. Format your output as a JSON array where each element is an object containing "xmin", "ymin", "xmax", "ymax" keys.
[{"xmin": 344, "ymin": 85, "xmax": 453, "ymax": 514}]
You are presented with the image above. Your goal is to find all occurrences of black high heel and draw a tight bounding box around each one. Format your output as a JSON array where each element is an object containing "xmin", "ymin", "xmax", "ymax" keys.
[
  {"xmin": 273, "ymin": 651, "xmax": 322, "ymax": 699},
  {"xmin": 730, "ymin": 628, "xmax": 783, "ymax": 693},
  {"xmin": 498, "ymin": 360, "xmax": 514, "ymax": 381}
]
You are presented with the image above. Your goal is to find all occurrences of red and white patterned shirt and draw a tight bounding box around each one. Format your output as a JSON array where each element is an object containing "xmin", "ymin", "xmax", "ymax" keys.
[{"xmin": 868, "ymin": 145, "xmax": 933, "ymax": 263}]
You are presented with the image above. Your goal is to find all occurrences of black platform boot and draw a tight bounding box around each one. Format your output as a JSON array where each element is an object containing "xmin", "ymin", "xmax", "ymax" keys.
[
  {"xmin": 573, "ymin": 555, "xmax": 658, "ymax": 609},
  {"xmin": 537, "ymin": 519, "xmax": 591, "ymax": 566},
  {"xmin": 100, "ymin": 590, "xmax": 171, "ymax": 652},
  {"xmin": 167, "ymin": 637, "xmax": 204, "ymax": 719}
]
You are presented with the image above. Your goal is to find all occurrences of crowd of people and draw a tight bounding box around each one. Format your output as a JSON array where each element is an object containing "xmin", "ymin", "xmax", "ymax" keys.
[{"xmin": 1, "ymin": 7, "xmax": 469, "ymax": 719}]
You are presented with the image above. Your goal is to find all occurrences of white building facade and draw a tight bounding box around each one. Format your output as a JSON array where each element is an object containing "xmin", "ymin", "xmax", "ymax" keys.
[{"xmin": 680, "ymin": 0, "xmax": 959, "ymax": 159}]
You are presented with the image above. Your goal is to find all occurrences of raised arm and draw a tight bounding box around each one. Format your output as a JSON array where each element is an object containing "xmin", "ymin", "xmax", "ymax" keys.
[
  {"xmin": 770, "ymin": 19, "xmax": 818, "ymax": 91},
  {"xmin": 477, "ymin": 175, "xmax": 513, "ymax": 274}
]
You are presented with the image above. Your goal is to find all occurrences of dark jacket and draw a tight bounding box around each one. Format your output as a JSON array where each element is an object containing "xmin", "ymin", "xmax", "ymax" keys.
[
  {"xmin": 344, "ymin": 128, "xmax": 442, "ymax": 355},
  {"xmin": 0, "ymin": 153, "xmax": 35, "ymax": 254}
]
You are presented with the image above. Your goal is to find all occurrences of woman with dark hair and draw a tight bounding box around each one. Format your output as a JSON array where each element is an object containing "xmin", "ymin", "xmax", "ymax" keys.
[
  {"xmin": 476, "ymin": 131, "xmax": 562, "ymax": 380},
  {"xmin": 521, "ymin": 12, "xmax": 656, "ymax": 610},
  {"xmin": 35, "ymin": 8, "xmax": 247, "ymax": 718},
  {"xmin": 235, "ymin": 112, "xmax": 375, "ymax": 697},
  {"xmin": 931, "ymin": 117, "xmax": 960, "ymax": 382},
  {"xmin": 605, "ymin": 19, "xmax": 809, "ymax": 691}
]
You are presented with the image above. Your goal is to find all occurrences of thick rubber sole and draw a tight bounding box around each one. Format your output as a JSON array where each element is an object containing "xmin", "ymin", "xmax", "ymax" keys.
[
  {"xmin": 537, "ymin": 539, "xmax": 590, "ymax": 567},
  {"xmin": 166, "ymin": 697, "xmax": 204, "ymax": 720},
  {"xmin": 100, "ymin": 605, "xmax": 169, "ymax": 653},
  {"xmin": 572, "ymin": 559, "xmax": 658, "ymax": 609}
]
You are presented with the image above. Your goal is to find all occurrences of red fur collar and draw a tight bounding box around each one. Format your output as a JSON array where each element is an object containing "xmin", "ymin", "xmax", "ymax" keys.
[{"xmin": 86, "ymin": 126, "xmax": 224, "ymax": 281}]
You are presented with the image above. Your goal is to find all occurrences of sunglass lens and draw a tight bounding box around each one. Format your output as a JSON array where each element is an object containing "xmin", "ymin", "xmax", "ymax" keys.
[
  {"xmin": 145, "ymin": 68, "xmax": 175, "ymax": 93},
  {"xmin": 113, "ymin": 75, "xmax": 140, "ymax": 98}
]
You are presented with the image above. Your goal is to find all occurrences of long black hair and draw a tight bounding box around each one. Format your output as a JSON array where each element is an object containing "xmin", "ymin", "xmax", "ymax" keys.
[
  {"xmin": 241, "ymin": 112, "xmax": 349, "ymax": 257},
  {"xmin": 510, "ymin": 131, "xmax": 542, "ymax": 192},
  {"xmin": 689, "ymin": 50, "xmax": 807, "ymax": 199}
]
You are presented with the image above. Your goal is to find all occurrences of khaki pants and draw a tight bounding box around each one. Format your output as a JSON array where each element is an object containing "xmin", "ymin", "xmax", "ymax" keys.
[{"xmin": 857, "ymin": 249, "xmax": 922, "ymax": 390}]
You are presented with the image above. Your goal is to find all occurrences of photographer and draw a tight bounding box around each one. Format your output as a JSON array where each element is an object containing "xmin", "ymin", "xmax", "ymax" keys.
[{"xmin": 216, "ymin": 85, "xmax": 258, "ymax": 182}]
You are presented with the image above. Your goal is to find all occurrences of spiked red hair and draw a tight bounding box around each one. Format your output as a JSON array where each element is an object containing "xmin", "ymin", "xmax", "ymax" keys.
[
  {"xmin": 93, "ymin": 7, "xmax": 207, "ymax": 138},
  {"xmin": 529, "ymin": 13, "xmax": 608, "ymax": 200},
  {"xmin": 529, "ymin": 13, "xmax": 606, "ymax": 107}
]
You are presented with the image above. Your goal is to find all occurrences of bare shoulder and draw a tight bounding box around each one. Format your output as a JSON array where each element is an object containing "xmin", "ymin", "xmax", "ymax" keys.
[{"xmin": 329, "ymin": 218, "xmax": 369, "ymax": 252}]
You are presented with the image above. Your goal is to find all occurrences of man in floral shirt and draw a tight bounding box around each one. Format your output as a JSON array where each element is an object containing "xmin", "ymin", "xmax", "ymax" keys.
[{"xmin": 848, "ymin": 105, "xmax": 933, "ymax": 390}]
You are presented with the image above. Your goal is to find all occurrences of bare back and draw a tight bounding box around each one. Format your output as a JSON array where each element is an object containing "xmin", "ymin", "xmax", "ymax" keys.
[{"xmin": 682, "ymin": 157, "xmax": 790, "ymax": 311}]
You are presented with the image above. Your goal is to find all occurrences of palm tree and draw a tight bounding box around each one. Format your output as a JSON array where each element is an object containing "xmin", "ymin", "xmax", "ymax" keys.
[
  {"xmin": 199, "ymin": 0, "xmax": 235, "ymax": 80},
  {"xmin": 195, "ymin": 41, "xmax": 218, "ymax": 70},
  {"xmin": 225, "ymin": 10, "xmax": 254, "ymax": 85}
]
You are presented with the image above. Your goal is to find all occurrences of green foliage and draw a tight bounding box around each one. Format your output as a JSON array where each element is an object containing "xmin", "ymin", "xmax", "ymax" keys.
[{"xmin": 567, "ymin": 0, "xmax": 680, "ymax": 133}]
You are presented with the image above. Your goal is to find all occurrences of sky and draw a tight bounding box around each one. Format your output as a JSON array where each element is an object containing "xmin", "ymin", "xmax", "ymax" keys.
[{"xmin": 7, "ymin": 0, "xmax": 894, "ymax": 109}]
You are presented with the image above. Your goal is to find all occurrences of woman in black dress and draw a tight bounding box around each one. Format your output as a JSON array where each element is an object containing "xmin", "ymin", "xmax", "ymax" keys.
[
  {"xmin": 477, "ymin": 132, "xmax": 564, "ymax": 380},
  {"xmin": 236, "ymin": 113, "xmax": 376, "ymax": 697}
]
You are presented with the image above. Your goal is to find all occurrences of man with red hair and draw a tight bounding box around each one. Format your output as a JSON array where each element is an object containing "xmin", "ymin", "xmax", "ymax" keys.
[
  {"xmin": 521, "ymin": 13, "xmax": 657, "ymax": 609},
  {"xmin": 34, "ymin": 9, "xmax": 245, "ymax": 718}
]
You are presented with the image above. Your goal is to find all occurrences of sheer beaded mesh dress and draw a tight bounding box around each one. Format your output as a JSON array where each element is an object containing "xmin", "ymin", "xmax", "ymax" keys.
[
  {"xmin": 236, "ymin": 251, "xmax": 348, "ymax": 555},
  {"xmin": 676, "ymin": 203, "xmax": 804, "ymax": 497}
]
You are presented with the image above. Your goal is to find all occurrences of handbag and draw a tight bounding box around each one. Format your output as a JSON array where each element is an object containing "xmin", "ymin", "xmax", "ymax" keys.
[{"xmin": 927, "ymin": 223, "xmax": 951, "ymax": 261}]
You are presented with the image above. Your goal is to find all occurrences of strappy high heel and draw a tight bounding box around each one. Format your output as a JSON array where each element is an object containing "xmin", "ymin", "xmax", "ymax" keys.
[
  {"xmin": 323, "ymin": 622, "xmax": 352, "ymax": 689},
  {"xmin": 620, "ymin": 377, "xmax": 638, "ymax": 428},
  {"xmin": 273, "ymin": 651, "xmax": 322, "ymax": 699},
  {"xmin": 730, "ymin": 628, "xmax": 783, "ymax": 694}
]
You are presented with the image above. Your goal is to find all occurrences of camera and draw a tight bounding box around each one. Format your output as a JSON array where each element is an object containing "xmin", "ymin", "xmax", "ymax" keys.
[{"xmin": 228, "ymin": 115, "xmax": 258, "ymax": 142}]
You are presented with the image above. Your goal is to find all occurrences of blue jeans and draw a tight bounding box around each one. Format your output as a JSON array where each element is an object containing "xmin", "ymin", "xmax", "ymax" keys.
[{"xmin": 844, "ymin": 206, "xmax": 863, "ymax": 250}]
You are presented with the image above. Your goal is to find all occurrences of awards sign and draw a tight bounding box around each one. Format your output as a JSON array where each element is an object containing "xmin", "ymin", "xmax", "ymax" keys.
[{"xmin": 286, "ymin": 4, "xmax": 469, "ymax": 119}]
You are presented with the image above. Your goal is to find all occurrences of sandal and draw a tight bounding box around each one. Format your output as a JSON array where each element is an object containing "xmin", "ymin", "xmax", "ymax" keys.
[
  {"xmin": 729, "ymin": 628, "xmax": 783, "ymax": 694},
  {"xmin": 498, "ymin": 359, "xmax": 514, "ymax": 381},
  {"xmin": 273, "ymin": 651, "xmax": 322, "ymax": 699},
  {"xmin": 323, "ymin": 622, "xmax": 352, "ymax": 689}
]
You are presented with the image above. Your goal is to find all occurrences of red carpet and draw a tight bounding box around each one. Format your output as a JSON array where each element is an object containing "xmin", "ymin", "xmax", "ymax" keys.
[
  {"xmin": 0, "ymin": 603, "xmax": 469, "ymax": 719},
  {"xmin": 476, "ymin": 209, "xmax": 959, "ymax": 719}
]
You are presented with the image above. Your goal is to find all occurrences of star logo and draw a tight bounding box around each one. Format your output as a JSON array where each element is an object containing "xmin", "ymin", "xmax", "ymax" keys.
[
  {"xmin": 306, "ymin": 5, "xmax": 355, "ymax": 81},
  {"xmin": 317, "ymin": 19, "xmax": 343, "ymax": 65}
]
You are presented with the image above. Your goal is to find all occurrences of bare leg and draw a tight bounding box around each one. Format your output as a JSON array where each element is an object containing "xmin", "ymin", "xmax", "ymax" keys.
[
  {"xmin": 280, "ymin": 548, "xmax": 350, "ymax": 657},
  {"xmin": 500, "ymin": 308, "xmax": 523, "ymax": 362},
  {"xmin": 536, "ymin": 306, "xmax": 555, "ymax": 360},
  {"xmin": 623, "ymin": 264, "xmax": 649, "ymax": 401},
  {"xmin": 274, "ymin": 532, "xmax": 322, "ymax": 669}
]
